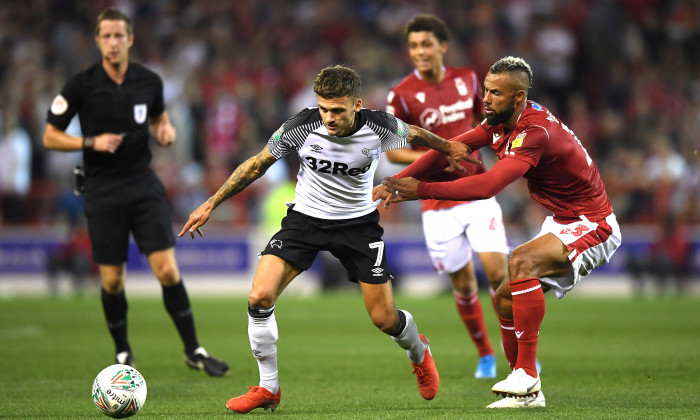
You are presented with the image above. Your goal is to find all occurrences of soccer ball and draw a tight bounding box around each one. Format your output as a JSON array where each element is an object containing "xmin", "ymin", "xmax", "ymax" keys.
[{"xmin": 91, "ymin": 364, "xmax": 147, "ymax": 418}]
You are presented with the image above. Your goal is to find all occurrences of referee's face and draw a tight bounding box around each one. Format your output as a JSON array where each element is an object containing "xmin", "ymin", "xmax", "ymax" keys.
[
  {"xmin": 96, "ymin": 20, "xmax": 133, "ymax": 67},
  {"xmin": 317, "ymin": 95, "xmax": 362, "ymax": 137}
]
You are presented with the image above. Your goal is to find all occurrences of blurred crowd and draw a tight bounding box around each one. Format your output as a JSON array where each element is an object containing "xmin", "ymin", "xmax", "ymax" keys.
[{"xmin": 0, "ymin": 0, "xmax": 698, "ymax": 234}]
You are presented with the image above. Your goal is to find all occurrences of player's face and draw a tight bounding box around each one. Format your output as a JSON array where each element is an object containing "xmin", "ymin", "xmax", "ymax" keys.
[
  {"xmin": 407, "ymin": 31, "xmax": 446, "ymax": 75},
  {"xmin": 483, "ymin": 72, "xmax": 520, "ymax": 127},
  {"xmin": 95, "ymin": 20, "xmax": 133, "ymax": 67},
  {"xmin": 317, "ymin": 95, "xmax": 362, "ymax": 137}
]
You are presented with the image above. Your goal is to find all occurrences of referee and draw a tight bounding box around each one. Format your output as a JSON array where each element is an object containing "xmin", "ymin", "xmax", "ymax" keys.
[{"xmin": 43, "ymin": 8, "xmax": 228, "ymax": 377}]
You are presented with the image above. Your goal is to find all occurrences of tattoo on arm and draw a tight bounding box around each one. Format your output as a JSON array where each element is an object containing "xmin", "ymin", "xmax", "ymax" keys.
[
  {"xmin": 208, "ymin": 147, "xmax": 276, "ymax": 207},
  {"xmin": 407, "ymin": 125, "xmax": 447, "ymax": 153}
]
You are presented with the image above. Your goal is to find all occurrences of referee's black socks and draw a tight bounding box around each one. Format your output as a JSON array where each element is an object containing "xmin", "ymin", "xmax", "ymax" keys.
[
  {"xmin": 101, "ymin": 287, "xmax": 130, "ymax": 354},
  {"xmin": 162, "ymin": 280, "xmax": 199, "ymax": 355}
]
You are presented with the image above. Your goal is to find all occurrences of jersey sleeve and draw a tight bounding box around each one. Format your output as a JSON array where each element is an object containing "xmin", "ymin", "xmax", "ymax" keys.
[
  {"xmin": 506, "ymin": 126, "xmax": 548, "ymax": 167},
  {"xmin": 46, "ymin": 75, "xmax": 82, "ymax": 130},
  {"xmin": 451, "ymin": 125, "xmax": 490, "ymax": 149},
  {"xmin": 363, "ymin": 110, "xmax": 409, "ymax": 153},
  {"xmin": 149, "ymin": 73, "xmax": 165, "ymax": 117},
  {"xmin": 416, "ymin": 157, "xmax": 531, "ymax": 201},
  {"xmin": 266, "ymin": 107, "xmax": 318, "ymax": 159}
]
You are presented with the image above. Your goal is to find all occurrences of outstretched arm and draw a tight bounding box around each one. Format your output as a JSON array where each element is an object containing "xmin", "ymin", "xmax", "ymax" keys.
[
  {"xmin": 179, "ymin": 146, "xmax": 278, "ymax": 238},
  {"xmin": 406, "ymin": 125, "xmax": 481, "ymax": 172},
  {"xmin": 380, "ymin": 157, "xmax": 530, "ymax": 206}
]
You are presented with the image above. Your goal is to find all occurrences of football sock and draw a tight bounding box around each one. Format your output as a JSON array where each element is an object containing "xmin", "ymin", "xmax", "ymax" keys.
[
  {"xmin": 101, "ymin": 287, "xmax": 130, "ymax": 353},
  {"xmin": 454, "ymin": 290, "xmax": 494, "ymax": 357},
  {"xmin": 248, "ymin": 304, "xmax": 279, "ymax": 394},
  {"xmin": 391, "ymin": 310, "xmax": 427, "ymax": 364},
  {"xmin": 162, "ymin": 280, "xmax": 199, "ymax": 354},
  {"xmin": 498, "ymin": 314, "xmax": 517, "ymax": 370},
  {"xmin": 390, "ymin": 309, "xmax": 407, "ymax": 337},
  {"xmin": 511, "ymin": 277, "xmax": 545, "ymax": 378}
]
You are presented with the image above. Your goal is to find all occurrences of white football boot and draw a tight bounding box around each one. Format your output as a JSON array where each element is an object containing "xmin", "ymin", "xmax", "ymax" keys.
[
  {"xmin": 491, "ymin": 368, "xmax": 541, "ymax": 395},
  {"xmin": 487, "ymin": 391, "xmax": 545, "ymax": 408}
]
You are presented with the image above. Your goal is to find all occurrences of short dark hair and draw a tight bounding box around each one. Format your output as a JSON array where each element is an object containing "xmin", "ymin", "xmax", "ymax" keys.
[
  {"xmin": 95, "ymin": 8, "xmax": 133, "ymax": 36},
  {"xmin": 489, "ymin": 56, "xmax": 533, "ymax": 89},
  {"xmin": 313, "ymin": 65, "xmax": 361, "ymax": 100},
  {"xmin": 404, "ymin": 14, "xmax": 449, "ymax": 43}
]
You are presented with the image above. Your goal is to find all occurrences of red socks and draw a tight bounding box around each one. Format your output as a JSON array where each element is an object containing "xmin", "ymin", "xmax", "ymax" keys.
[
  {"xmin": 510, "ymin": 277, "xmax": 545, "ymax": 378},
  {"xmin": 497, "ymin": 314, "xmax": 518, "ymax": 370},
  {"xmin": 454, "ymin": 290, "xmax": 494, "ymax": 357}
]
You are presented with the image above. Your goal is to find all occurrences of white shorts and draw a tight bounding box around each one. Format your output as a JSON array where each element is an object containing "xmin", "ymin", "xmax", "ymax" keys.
[
  {"xmin": 421, "ymin": 197, "xmax": 509, "ymax": 274},
  {"xmin": 536, "ymin": 213, "xmax": 622, "ymax": 298}
]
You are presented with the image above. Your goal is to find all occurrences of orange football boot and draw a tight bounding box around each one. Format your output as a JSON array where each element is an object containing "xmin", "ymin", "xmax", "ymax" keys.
[
  {"xmin": 226, "ymin": 386, "xmax": 281, "ymax": 413},
  {"xmin": 411, "ymin": 335, "xmax": 439, "ymax": 400}
]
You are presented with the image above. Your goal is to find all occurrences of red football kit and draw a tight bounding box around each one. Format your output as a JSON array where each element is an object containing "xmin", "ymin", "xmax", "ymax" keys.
[
  {"xmin": 387, "ymin": 66, "xmax": 485, "ymax": 211},
  {"xmin": 398, "ymin": 100, "xmax": 613, "ymax": 223}
]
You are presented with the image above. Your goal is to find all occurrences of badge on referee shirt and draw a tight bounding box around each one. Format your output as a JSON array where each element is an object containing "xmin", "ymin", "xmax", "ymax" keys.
[{"xmin": 134, "ymin": 104, "xmax": 147, "ymax": 124}]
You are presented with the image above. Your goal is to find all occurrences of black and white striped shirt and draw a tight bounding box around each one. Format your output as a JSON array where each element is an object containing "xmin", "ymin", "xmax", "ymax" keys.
[{"xmin": 267, "ymin": 108, "xmax": 409, "ymax": 219}]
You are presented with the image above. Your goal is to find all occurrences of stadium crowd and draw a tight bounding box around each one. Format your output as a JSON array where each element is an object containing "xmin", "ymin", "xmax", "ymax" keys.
[{"xmin": 0, "ymin": 0, "xmax": 698, "ymax": 234}]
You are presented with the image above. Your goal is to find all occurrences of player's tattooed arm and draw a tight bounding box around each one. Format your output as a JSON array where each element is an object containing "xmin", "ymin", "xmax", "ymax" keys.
[
  {"xmin": 406, "ymin": 125, "xmax": 480, "ymax": 170},
  {"xmin": 209, "ymin": 146, "xmax": 277, "ymax": 207},
  {"xmin": 179, "ymin": 146, "xmax": 277, "ymax": 238}
]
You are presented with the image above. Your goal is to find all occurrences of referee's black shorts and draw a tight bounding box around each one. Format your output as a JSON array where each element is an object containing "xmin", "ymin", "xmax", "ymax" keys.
[
  {"xmin": 261, "ymin": 207, "xmax": 393, "ymax": 284},
  {"xmin": 85, "ymin": 175, "xmax": 175, "ymax": 265}
]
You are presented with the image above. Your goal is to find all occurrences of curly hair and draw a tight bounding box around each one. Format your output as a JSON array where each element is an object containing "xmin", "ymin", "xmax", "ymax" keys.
[{"xmin": 404, "ymin": 14, "xmax": 449, "ymax": 43}]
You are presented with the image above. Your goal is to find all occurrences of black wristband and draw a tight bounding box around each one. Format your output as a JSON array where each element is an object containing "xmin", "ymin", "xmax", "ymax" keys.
[{"xmin": 83, "ymin": 136, "xmax": 94, "ymax": 150}]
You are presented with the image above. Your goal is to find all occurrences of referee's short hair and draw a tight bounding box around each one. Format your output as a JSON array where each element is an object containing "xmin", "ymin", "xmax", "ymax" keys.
[{"xmin": 95, "ymin": 8, "xmax": 133, "ymax": 36}]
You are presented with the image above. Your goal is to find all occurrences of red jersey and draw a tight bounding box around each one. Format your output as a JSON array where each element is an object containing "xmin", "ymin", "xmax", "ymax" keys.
[
  {"xmin": 408, "ymin": 101, "xmax": 613, "ymax": 222},
  {"xmin": 387, "ymin": 66, "xmax": 485, "ymax": 211}
]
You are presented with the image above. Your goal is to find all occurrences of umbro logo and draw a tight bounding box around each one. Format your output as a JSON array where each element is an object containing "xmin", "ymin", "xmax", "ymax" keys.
[
  {"xmin": 372, "ymin": 267, "xmax": 384, "ymax": 277},
  {"xmin": 515, "ymin": 330, "xmax": 524, "ymax": 338},
  {"xmin": 269, "ymin": 239, "xmax": 283, "ymax": 249},
  {"xmin": 310, "ymin": 144, "xmax": 323, "ymax": 152}
]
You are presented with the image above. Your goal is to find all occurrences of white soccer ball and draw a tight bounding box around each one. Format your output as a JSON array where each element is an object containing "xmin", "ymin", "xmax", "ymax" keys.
[{"xmin": 91, "ymin": 364, "xmax": 147, "ymax": 418}]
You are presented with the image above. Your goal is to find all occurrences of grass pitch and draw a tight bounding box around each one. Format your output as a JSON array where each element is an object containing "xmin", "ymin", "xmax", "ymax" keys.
[{"xmin": 1, "ymin": 290, "xmax": 698, "ymax": 419}]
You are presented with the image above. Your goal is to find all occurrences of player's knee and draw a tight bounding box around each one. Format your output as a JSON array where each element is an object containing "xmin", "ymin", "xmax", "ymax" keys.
[
  {"xmin": 154, "ymin": 265, "xmax": 179, "ymax": 286},
  {"xmin": 485, "ymin": 266, "xmax": 508, "ymax": 290},
  {"xmin": 494, "ymin": 286, "xmax": 513, "ymax": 318},
  {"xmin": 248, "ymin": 290, "xmax": 275, "ymax": 310},
  {"xmin": 370, "ymin": 309, "xmax": 398, "ymax": 334},
  {"xmin": 508, "ymin": 250, "xmax": 537, "ymax": 280},
  {"xmin": 101, "ymin": 276, "xmax": 124, "ymax": 293}
]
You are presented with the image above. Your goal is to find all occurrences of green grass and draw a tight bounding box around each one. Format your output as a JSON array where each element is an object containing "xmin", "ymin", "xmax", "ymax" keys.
[{"xmin": 1, "ymin": 291, "xmax": 699, "ymax": 419}]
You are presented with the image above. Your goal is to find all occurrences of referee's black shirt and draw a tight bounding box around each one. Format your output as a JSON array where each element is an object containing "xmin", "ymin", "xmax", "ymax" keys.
[{"xmin": 47, "ymin": 62, "xmax": 165, "ymax": 188}]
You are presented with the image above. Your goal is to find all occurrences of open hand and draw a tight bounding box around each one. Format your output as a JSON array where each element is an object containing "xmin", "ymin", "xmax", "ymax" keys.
[{"xmin": 381, "ymin": 176, "xmax": 421, "ymax": 206}]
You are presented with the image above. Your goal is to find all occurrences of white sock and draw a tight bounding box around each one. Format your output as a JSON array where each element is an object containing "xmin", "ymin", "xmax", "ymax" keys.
[
  {"xmin": 248, "ymin": 309, "xmax": 279, "ymax": 394},
  {"xmin": 391, "ymin": 310, "xmax": 427, "ymax": 364}
]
